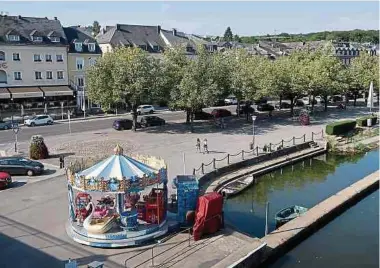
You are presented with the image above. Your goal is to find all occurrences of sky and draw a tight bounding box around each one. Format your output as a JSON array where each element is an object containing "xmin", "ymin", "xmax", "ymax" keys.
[{"xmin": 0, "ymin": 1, "xmax": 379, "ymax": 36}]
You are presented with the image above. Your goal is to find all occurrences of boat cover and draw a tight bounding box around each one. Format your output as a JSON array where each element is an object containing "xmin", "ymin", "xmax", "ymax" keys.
[{"xmin": 193, "ymin": 192, "xmax": 223, "ymax": 241}]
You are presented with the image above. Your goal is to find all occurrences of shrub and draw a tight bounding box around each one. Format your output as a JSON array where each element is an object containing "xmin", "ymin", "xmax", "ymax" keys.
[
  {"xmin": 356, "ymin": 116, "xmax": 378, "ymax": 127},
  {"xmin": 326, "ymin": 120, "xmax": 356, "ymax": 136},
  {"xmin": 29, "ymin": 135, "xmax": 49, "ymax": 160}
]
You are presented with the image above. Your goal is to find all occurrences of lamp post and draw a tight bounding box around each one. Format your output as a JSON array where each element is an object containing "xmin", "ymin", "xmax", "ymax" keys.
[
  {"xmin": 12, "ymin": 121, "xmax": 20, "ymax": 153},
  {"xmin": 251, "ymin": 115, "xmax": 257, "ymax": 150}
]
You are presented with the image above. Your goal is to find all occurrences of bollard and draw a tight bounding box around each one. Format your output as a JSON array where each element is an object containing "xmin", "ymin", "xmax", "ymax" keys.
[
  {"xmin": 303, "ymin": 134, "xmax": 306, "ymax": 142},
  {"xmin": 256, "ymin": 146, "xmax": 259, "ymax": 156},
  {"xmin": 193, "ymin": 168, "xmax": 196, "ymax": 175},
  {"xmin": 311, "ymin": 132, "xmax": 314, "ymax": 141},
  {"xmin": 242, "ymin": 150, "xmax": 244, "ymax": 160},
  {"xmin": 213, "ymin": 158, "xmax": 216, "ymax": 169},
  {"xmin": 321, "ymin": 130, "xmax": 324, "ymax": 138},
  {"xmin": 269, "ymin": 143, "xmax": 272, "ymax": 152},
  {"xmin": 281, "ymin": 139, "xmax": 284, "ymax": 147},
  {"xmin": 293, "ymin": 136, "xmax": 295, "ymax": 145},
  {"xmin": 227, "ymin": 154, "xmax": 230, "ymax": 165},
  {"xmin": 201, "ymin": 163, "xmax": 204, "ymax": 174}
]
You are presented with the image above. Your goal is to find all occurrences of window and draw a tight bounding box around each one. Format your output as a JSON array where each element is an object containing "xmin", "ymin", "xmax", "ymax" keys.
[
  {"xmin": 50, "ymin": 36, "xmax": 60, "ymax": 43},
  {"xmin": 77, "ymin": 77, "xmax": 84, "ymax": 87},
  {"xmin": 12, "ymin": 53, "xmax": 20, "ymax": 61},
  {"xmin": 76, "ymin": 58, "xmax": 84, "ymax": 70},
  {"xmin": 56, "ymin": 54, "xmax": 63, "ymax": 62},
  {"xmin": 45, "ymin": 54, "xmax": 52, "ymax": 62},
  {"xmin": 153, "ymin": 45, "xmax": 159, "ymax": 51},
  {"xmin": 46, "ymin": 71, "xmax": 53, "ymax": 80},
  {"xmin": 34, "ymin": 54, "xmax": 42, "ymax": 62},
  {"xmin": 35, "ymin": 71, "xmax": 42, "ymax": 80},
  {"xmin": 89, "ymin": 58, "xmax": 97, "ymax": 66},
  {"xmin": 0, "ymin": 51, "xmax": 5, "ymax": 61},
  {"xmin": 75, "ymin": 42, "xmax": 83, "ymax": 52},
  {"xmin": 8, "ymin": 35, "xmax": 20, "ymax": 42},
  {"xmin": 88, "ymin": 43, "xmax": 96, "ymax": 52},
  {"xmin": 139, "ymin": 45, "xmax": 147, "ymax": 51},
  {"xmin": 14, "ymin": 72, "xmax": 22, "ymax": 80},
  {"xmin": 32, "ymin": 36, "xmax": 43, "ymax": 42},
  {"xmin": 57, "ymin": 71, "xmax": 64, "ymax": 80}
]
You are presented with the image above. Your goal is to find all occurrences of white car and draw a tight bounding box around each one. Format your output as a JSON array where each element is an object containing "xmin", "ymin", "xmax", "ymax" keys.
[
  {"xmin": 224, "ymin": 97, "xmax": 238, "ymax": 105},
  {"xmin": 24, "ymin": 115, "xmax": 54, "ymax": 127},
  {"xmin": 137, "ymin": 105, "xmax": 155, "ymax": 115}
]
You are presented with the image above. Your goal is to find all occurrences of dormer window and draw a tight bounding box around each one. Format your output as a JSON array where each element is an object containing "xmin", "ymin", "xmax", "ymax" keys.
[
  {"xmin": 88, "ymin": 43, "xmax": 96, "ymax": 52},
  {"xmin": 50, "ymin": 37, "xmax": 60, "ymax": 43},
  {"xmin": 153, "ymin": 45, "xmax": 159, "ymax": 51},
  {"xmin": 8, "ymin": 35, "xmax": 20, "ymax": 42},
  {"xmin": 75, "ymin": 42, "xmax": 83, "ymax": 52},
  {"xmin": 139, "ymin": 45, "xmax": 147, "ymax": 51},
  {"xmin": 32, "ymin": 36, "xmax": 43, "ymax": 42}
]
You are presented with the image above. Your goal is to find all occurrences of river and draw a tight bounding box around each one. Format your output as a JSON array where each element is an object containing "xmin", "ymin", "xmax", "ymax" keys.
[{"xmin": 223, "ymin": 149, "xmax": 379, "ymax": 238}]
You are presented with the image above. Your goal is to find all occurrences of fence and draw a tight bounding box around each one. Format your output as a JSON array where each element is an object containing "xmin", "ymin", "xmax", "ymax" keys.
[{"xmin": 193, "ymin": 130, "xmax": 324, "ymax": 176}]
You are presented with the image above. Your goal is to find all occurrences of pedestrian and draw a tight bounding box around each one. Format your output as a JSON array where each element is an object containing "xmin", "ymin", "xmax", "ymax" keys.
[
  {"xmin": 196, "ymin": 138, "xmax": 201, "ymax": 153},
  {"xmin": 203, "ymin": 138, "xmax": 209, "ymax": 154}
]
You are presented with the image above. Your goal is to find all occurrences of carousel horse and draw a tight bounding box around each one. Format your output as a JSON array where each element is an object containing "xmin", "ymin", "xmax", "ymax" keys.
[
  {"xmin": 93, "ymin": 195, "xmax": 116, "ymax": 219},
  {"xmin": 83, "ymin": 202, "xmax": 117, "ymax": 234}
]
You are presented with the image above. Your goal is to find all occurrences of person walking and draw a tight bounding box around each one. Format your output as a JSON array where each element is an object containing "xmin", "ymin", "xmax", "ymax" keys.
[
  {"xmin": 196, "ymin": 138, "xmax": 201, "ymax": 153},
  {"xmin": 203, "ymin": 138, "xmax": 209, "ymax": 154}
]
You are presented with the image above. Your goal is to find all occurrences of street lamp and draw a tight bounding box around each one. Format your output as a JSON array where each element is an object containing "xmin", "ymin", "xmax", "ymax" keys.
[
  {"xmin": 251, "ymin": 115, "xmax": 257, "ymax": 150},
  {"xmin": 12, "ymin": 121, "xmax": 20, "ymax": 153}
]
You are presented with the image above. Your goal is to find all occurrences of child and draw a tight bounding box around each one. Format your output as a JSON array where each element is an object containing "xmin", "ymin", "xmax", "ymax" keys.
[
  {"xmin": 196, "ymin": 138, "xmax": 201, "ymax": 153},
  {"xmin": 203, "ymin": 138, "xmax": 209, "ymax": 154}
]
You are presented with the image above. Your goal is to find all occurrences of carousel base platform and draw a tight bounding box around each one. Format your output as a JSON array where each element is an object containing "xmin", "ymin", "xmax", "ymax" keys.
[{"xmin": 66, "ymin": 219, "xmax": 171, "ymax": 248}]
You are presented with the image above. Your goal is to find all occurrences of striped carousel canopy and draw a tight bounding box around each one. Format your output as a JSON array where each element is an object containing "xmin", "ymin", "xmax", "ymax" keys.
[{"xmin": 76, "ymin": 145, "xmax": 158, "ymax": 181}]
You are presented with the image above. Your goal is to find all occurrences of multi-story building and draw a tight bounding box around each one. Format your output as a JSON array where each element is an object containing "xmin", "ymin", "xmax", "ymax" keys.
[
  {"xmin": 64, "ymin": 26, "xmax": 102, "ymax": 109},
  {"xmin": 333, "ymin": 41, "xmax": 377, "ymax": 65},
  {"xmin": 0, "ymin": 15, "xmax": 74, "ymax": 114}
]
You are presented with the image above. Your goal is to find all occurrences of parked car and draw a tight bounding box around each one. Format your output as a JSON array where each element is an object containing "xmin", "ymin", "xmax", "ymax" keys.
[
  {"xmin": 211, "ymin": 109, "xmax": 232, "ymax": 118},
  {"xmin": 257, "ymin": 104, "xmax": 275, "ymax": 112},
  {"xmin": 140, "ymin": 116, "xmax": 165, "ymax": 127},
  {"xmin": 113, "ymin": 119, "xmax": 134, "ymax": 131},
  {"xmin": 0, "ymin": 171, "xmax": 12, "ymax": 189},
  {"xmin": 314, "ymin": 96, "xmax": 325, "ymax": 103},
  {"xmin": 24, "ymin": 115, "xmax": 54, "ymax": 127},
  {"xmin": 295, "ymin": 99, "xmax": 305, "ymax": 107},
  {"xmin": 0, "ymin": 157, "xmax": 44, "ymax": 176},
  {"xmin": 137, "ymin": 105, "xmax": 155, "ymax": 115},
  {"xmin": 275, "ymin": 102, "xmax": 292, "ymax": 109},
  {"xmin": 329, "ymin": 95, "xmax": 343, "ymax": 103},
  {"xmin": 194, "ymin": 111, "xmax": 213, "ymax": 120},
  {"xmin": 224, "ymin": 97, "xmax": 238, "ymax": 105},
  {"xmin": 0, "ymin": 120, "xmax": 12, "ymax": 130},
  {"xmin": 236, "ymin": 105, "xmax": 255, "ymax": 115},
  {"xmin": 254, "ymin": 98, "xmax": 268, "ymax": 105}
]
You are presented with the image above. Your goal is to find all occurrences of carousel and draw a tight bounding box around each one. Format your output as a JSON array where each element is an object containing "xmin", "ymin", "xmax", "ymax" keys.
[{"xmin": 65, "ymin": 145, "xmax": 169, "ymax": 248}]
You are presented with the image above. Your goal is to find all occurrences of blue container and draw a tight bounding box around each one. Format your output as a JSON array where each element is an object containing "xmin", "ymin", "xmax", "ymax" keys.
[
  {"xmin": 120, "ymin": 209, "xmax": 138, "ymax": 228},
  {"xmin": 174, "ymin": 176, "xmax": 199, "ymax": 224}
]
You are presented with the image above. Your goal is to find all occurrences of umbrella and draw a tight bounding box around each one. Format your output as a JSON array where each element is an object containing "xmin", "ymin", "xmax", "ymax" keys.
[
  {"xmin": 44, "ymin": 103, "xmax": 48, "ymax": 114},
  {"xmin": 367, "ymin": 81, "xmax": 374, "ymax": 112}
]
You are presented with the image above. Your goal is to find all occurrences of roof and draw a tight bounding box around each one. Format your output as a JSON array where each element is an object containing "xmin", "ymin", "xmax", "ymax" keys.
[
  {"xmin": 0, "ymin": 15, "xmax": 67, "ymax": 46},
  {"xmin": 63, "ymin": 27, "xmax": 102, "ymax": 54},
  {"xmin": 96, "ymin": 24, "xmax": 166, "ymax": 53},
  {"xmin": 160, "ymin": 29, "xmax": 196, "ymax": 49}
]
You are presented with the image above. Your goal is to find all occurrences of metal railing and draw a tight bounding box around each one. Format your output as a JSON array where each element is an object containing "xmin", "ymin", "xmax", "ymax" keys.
[{"xmin": 193, "ymin": 130, "xmax": 324, "ymax": 175}]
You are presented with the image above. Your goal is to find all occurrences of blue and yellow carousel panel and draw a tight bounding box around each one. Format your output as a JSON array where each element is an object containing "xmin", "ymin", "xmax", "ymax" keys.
[{"xmin": 67, "ymin": 145, "xmax": 167, "ymax": 193}]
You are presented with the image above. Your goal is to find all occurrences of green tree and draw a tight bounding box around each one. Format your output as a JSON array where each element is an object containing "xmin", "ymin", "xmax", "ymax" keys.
[
  {"xmin": 86, "ymin": 47, "xmax": 161, "ymax": 130},
  {"xmin": 224, "ymin": 27, "xmax": 233, "ymax": 42},
  {"xmin": 233, "ymin": 34, "xmax": 241, "ymax": 42},
  {"xmin": 92, "ymin": 21, "xmax": 101, "ymax": 36}
]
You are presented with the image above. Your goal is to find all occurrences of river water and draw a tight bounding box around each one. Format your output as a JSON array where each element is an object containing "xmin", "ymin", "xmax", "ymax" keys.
[
  {"xmin": 269, "ymin": 189, "xmax": 379, "ymax": 268},
  {"xmin": 223, "ymin": 149, "xmax": 379, "ymax": 238}
]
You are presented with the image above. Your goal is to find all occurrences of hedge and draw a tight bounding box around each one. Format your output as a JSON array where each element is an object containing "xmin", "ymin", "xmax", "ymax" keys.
[
  {"xmin": 326, "ymin": 120, "xmax": 356, "ymax": 136},
  {"xmin": 356, "ymin": 116, "xmax": 378, "ymax": 127}
]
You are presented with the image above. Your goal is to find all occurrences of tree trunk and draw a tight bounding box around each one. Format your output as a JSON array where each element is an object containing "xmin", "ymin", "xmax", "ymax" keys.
[
  {"xmin": 345, "ymin": 92, "xmax": 349, "ymax": 105},
  {"xmin": 279, "ymin": 95, "xmax": 282, "ymax": 110},
  {"xmin": 290, "ymin": 97, "xmax": 294, "ymax": 116},
  {"xmin": 190, "ymin": 111, "xmax": 194, "ymax": 133},
  {"xmin": 311, "ymin": 95, "xmax": 315, "ymax": 112},
  {"xmin": 237, "ymin": 99, "xmax": 240, "ymax": 118},
  {"xmin": 132, "ymin": 105, "xmax": 138, "ymax": 131},
  {"xmin": 186, "ymin": 109, "xmax": 191, "ymax": 124},
  {"xmin": 324, "ymin": 95, "xmax": 328, "ymax": 111},
  {"xmin": 353, "ymin": 93, "xmax": 357, "ymax": 106}
]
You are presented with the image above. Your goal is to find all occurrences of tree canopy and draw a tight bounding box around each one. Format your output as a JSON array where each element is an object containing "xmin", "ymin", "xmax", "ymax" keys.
[{"xmin": 223, "ymin": 27, "xmax": 233, "ymax": 42}]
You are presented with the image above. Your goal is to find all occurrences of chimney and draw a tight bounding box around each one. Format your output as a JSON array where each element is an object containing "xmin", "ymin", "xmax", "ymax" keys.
[
  {"xmin": 157, "ymin": 25, "xmax": 161, "ymax": 34},
  {"xmin": 18, "ymin": 15, "xmax": 22, "ymax": 19},
  {"xmin": 116, "ymin": 24, "xmax": 121, "ymax": 31},
  {"xmin": 172, "ymin": 28, "xmax": 177, "ymax": 36},
  {"xmin": 54, "ymin": 16, "xmax": 57, "ymax": 20}
]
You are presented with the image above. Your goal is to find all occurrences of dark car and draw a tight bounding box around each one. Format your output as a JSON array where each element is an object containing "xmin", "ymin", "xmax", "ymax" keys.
[
  {"xmin": 194, "ymin": 111, "xmax": 213, "ymax": 120},
  {"xmin": 275, "ymin": 102, "xmax": 292, "ymax": 109},
  {"xmin": 257, "ymin": 104, "xmax": 275, "ymax": 112},
  {"xmin": 254, "ymin": 98, "xmax": 268, "ymax": 105},
  {"xmin": 0, "ymin": 120, "xmax": 13, "ymax": 130},
  {"xmin": 329, "ymin": 95, "xmax": 343, "ymax": 103},
  {"xmin": 294, "ymin": 100, "xmax": 305, "ymax": 107},
  {"xmin": 214, "ymin": 99, "xmax": 227, "ymax": 107},
  {"xmin": 140, "ymin": 116, "xmax": 165, "ymax": 127},
  {"xmin": 0, "ymin": 157, "xmax": 44, "ymax": 176},
  {"xmin": 113, "ymin": 119, "xmax": 133, "ymax": 131},
  {"xmin": 236, "ymin": 105, "xmax": 255, "ymax": 115},
  {"xmin": 211, "ymin": 109, "xmax": 232, "ymax": 118}
]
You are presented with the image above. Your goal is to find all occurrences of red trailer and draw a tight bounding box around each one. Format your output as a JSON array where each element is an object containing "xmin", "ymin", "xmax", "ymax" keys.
[{"xmin": 193, "ymin": 192, "xmax": 223, "ymax": 241}]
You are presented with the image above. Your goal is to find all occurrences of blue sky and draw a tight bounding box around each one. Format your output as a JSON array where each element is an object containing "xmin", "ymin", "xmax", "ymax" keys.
[{"xmin": 1, "ymin": 1, "xmax": 379, "ymax": 36}]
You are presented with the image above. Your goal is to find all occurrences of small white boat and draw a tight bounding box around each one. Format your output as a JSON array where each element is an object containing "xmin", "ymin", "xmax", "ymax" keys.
[
  {"xmin": 220, "ymin": 176, "xmax": 254, "ymax": 198},
  {"xmin": 275, "ymin": 205, "xmax": 308, "ymax": 226}
]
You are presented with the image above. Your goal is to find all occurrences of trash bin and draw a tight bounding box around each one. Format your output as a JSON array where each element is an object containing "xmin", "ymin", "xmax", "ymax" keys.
[{"xmin": 367, "ymin": 118, "xmax": 372, "ymax": 127}]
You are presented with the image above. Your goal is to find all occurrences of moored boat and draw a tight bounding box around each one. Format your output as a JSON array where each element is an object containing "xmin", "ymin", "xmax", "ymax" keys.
[
  {"xmin": 220, "ymin": 176, "xmax": 254, "ymax": 198},
  {"xmin": 275, "ymin": 205, "xmax": 308, "ymax": 227}
]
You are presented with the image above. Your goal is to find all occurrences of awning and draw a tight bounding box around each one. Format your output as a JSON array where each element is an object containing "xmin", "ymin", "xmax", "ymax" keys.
[
  {"xmin": 0, "ymin": 87, "xmax": 11, "ymax": 99},
  {"xmin": 40, "ymin": 86, "xmax": 74, "ymax": 97},
  {"xmin": 8, "ymin": 87, "xmax": 43, "ymax": 99}
]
